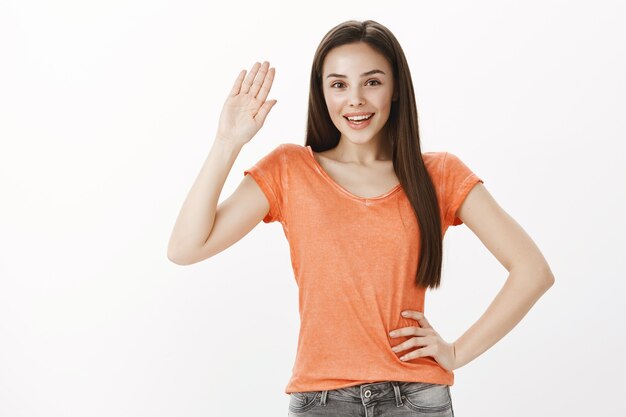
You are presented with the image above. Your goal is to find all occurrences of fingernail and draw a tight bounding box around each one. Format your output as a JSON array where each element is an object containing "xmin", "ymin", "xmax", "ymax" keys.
[
  {"xmin": 389, "ymin": 331, "xmax": 396, "ymax": 337},
  {"xmin": 401, "ymin": 311, "xmax": 409, "ymax": 316}
]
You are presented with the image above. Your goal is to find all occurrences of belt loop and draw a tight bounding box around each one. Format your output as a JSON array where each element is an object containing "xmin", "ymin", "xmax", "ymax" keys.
[
  {"xmin": 320, "ymin": 390, "xmax": 328, "ymax": 406},
  {"xmin": 391, "ymin": 381, "xmax": 403, "ymax": 407}
]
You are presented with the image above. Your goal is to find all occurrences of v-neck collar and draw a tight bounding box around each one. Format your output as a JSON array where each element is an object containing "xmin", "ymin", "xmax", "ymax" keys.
[{"xmin": 304, "ymin": 145, "xmax": 402, "ymax": 203}]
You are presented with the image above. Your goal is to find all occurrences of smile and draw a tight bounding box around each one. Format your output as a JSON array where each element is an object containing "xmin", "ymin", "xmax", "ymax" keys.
[
  {"xmin": 343, "ymin": 113, "xmax": 374, "ymax": 122},
  {"xmin": 343, "ymin": 113, "xmax": 374, "ymax": 129}
]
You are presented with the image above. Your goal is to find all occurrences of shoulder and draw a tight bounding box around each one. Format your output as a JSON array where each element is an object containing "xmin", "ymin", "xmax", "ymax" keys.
[
  {"xmin": 273, "ymin": 142, "xmax": 310, "ymax": 165},
  {"xmin": 421, "ymin": 151, "xmax": 447, "ymax": 176},
  {"xmin": 247, "ymin": 143, "xmax": 309, "ymax": 176},
  {"xmin": 281, "ymin": 142, "xmax": 307, "ymax": 155},
  {"xmin": 262, "ymin": 142, "xmax": 306, "ymax": 158},
  {"xmin": 254, "ymin": 142, "xmax": 304, "ymax": 163},
  {"xmin": 422, "ymin": 151, "xmax": 473, "ymax": 173},
  {"xmin": 421, "ymin": 151, "xmax": 447, "ymax": 162}
]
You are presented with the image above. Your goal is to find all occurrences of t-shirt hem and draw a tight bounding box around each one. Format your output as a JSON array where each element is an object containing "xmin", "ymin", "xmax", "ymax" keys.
[{"xmin": 285, "ymin": 373, "xmax": 454, "ymax": 394}]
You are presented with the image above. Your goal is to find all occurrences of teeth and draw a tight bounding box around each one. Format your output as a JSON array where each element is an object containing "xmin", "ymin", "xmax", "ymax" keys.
[{"xmin": 346, "ymin": 114, "xmax": 372, "ymax": 121}]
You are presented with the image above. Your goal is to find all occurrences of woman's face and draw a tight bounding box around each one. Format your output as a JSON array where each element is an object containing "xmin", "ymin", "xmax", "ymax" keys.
[{"xmin": 322, "ymin": 42, "xmax": 396, "ymax": 146}]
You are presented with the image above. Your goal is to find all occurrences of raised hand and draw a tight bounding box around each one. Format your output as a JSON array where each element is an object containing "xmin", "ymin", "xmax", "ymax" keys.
[
  {"xmin": 388, "ymin": 310, "xmax": 457, "ymax": 371},
  {"xmin": 216, "ymin": 61, "xmax": 277, "ymax": 146}
]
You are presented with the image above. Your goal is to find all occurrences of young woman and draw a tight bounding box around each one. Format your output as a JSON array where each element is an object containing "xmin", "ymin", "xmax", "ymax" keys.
[{"xmin": 168, "ymin": 20, "xmax": 555, "ymax": 417}]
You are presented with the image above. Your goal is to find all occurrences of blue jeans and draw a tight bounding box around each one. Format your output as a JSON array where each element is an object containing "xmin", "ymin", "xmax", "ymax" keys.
[{"xmin": 288, "ymin": 380, "xmax": 454, "ymax": 416}]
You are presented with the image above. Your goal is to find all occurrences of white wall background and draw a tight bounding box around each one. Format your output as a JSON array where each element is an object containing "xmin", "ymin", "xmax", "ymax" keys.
[{"xmin": 1, "ymin": 1, "xmax": 624, "ymax": 416}]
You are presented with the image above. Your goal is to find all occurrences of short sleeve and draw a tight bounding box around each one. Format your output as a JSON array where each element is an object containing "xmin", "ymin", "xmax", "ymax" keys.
[
  {"xmin": 442, "ymin": 152, "xmax": 484, "ymax": 226},
  {"xmin": 243, "ymin": 143, "xmax": 285, "ymax": 224}
]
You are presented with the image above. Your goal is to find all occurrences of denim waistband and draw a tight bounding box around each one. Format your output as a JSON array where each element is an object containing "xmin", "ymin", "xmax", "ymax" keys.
[{"xmin": 318, "ymin": 380, "xmax": 441, "ymax": 406}]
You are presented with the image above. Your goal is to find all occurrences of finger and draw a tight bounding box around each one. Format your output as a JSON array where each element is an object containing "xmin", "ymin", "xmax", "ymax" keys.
[
  {"xmin": 248, "ymin": 61, "xmax": 270, "ymax": 98},
  {"xmin": 400, "ymin": 346, "xmax": 432, "ymax": 362},
  {"xmin": 402, "ymin": 310, "xmax": 432, "ymax": 329},
  {"xmin": 391, "ymin": 336, "xmax": 429, "ymax": 353},
  {"xmin": 229, "ymin": 69, "xmax": 246, "ymax": 96},
  {"xmin": 241, "ymin": 62, "xmax": 262, "ymax": 95},
  {"xmin": 389, "ymin": 326, "xmax": 428, "ymax": 338},
  {"xmin": 254, "ymin": 66, "xmax": 275, "ymax": 102},
  {"xmin": 253, "ymin": 99, "xmax": 277, "ymax": 125}
]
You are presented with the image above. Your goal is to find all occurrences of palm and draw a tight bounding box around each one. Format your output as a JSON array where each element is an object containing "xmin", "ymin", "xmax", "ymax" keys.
[
  {"xmin": 219, "ymin": 95, "xmax": 264, "ymax": 140},
  {"xmin": 216, "ymin": 61, "xmax": 277, "ymax": 145}
]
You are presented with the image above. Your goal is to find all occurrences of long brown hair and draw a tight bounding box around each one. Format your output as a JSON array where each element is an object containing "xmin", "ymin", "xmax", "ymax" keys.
[{"xmin": 305, "ymin": 19, "xmax": 444, "ymax": 289}]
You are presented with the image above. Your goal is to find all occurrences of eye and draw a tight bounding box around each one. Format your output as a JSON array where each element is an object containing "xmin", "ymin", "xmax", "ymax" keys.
[
  {"xmin": 330, "ymin": 81, "xmax": 345, "ymax": 88},
  {"xmin": 367, "ymin": 79, "xmax": 381, "ymax": 86}
]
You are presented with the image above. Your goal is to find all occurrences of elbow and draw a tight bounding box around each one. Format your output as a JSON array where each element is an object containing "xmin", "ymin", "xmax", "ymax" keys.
[
  {"xmin": 539, "ymin": 259, "xmax": 556, "ymax": 288},
  {"xmin": 544, "ymin": 270, "xmax": 556, "ymax": 289},
  {"xmin": 167, "ymin": 235, "xmax": 195, "ymax": 265},
  {"xmin": 167, "ymin": 251, "xmax": 185, "ymax": 266},
  {"xmin": 536, "ymin": 264, "xmax": 556, "ymax": 292},
  {"xmin": 168, "ymin": 255, "xmax": 186, "ymax": 266},
  {"xmin": 167, "ymin": 244, "xmax": 210, "ymax": 266},
  {"xmin": 511, "ymin": 261, "xmax": 555, "ymax": 291},
  {"xmin": 167, "ymin": 246, "xmax": 193, "ymax": 266}
]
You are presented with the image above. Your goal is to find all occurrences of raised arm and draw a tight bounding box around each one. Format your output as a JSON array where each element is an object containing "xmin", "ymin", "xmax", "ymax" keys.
[{"xmin": 167, "ymin": 61, "xmax": 278, "ymax": 265}]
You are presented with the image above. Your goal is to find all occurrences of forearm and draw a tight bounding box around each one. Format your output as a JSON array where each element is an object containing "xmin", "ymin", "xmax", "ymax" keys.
[
  {"xmin": 452, "ymin": 264, "xmax": 554, "ymax": 369},
  {"xmin": 167, "ymin": 137, "xmax": 244, "ymax": 263}
]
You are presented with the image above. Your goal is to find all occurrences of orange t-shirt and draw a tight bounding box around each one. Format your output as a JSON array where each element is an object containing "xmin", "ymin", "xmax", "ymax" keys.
[{"xmin": 243, "ymin": 143, "xmax": 484, "ymax": 394}]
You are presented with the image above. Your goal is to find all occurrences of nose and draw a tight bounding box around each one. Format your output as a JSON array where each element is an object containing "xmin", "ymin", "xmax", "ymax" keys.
[{"xmin": 348, "ymin": 86, "xmax": 364, "ymax": 106}]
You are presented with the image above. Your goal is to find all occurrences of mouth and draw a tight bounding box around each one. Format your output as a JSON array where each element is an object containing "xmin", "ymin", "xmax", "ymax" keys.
[
  {"xmin": 343, "ymin": 112, "xmax": 375, "ymax": 122},
  {"xmin": 343, "ymin": 112, "xmax": 375, "ymax": 129}
]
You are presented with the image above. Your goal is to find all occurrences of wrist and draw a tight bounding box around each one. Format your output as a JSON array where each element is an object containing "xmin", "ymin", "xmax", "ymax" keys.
[
  {"xmin": 214, "ymin": 135, "xmax": 245, "ymax": 151},
  {"xmin": 452, "ymin": 341, "xmax": 463, "ymax": 370}
]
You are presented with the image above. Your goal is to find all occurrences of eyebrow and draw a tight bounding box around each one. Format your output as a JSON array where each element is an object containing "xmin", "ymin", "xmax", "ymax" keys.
[{"xmin": 325, "ymin": 69, "xmax": 386, "ymax": 79}]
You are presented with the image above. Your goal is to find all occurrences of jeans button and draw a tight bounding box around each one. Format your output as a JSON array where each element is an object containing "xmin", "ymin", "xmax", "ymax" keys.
[{"xmin": 364, "ymin": 390, "xmax": 371, "ymax": 398}]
